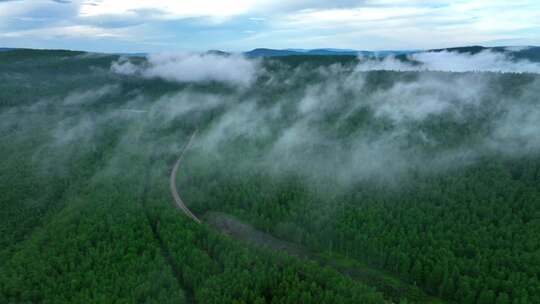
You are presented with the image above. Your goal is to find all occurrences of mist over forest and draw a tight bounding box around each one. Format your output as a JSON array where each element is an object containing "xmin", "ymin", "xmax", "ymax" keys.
[
  {"xmin": 1, "ymin": 47, "xmax": 540, "ymax": 304},
  {"xmin": 58, "ymin": 48, "xmax": 540, "ymax": 185}
]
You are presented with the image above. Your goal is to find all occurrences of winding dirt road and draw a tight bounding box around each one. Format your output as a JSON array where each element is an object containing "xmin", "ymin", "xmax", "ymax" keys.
[
  {"xmin": 170, "ymin": 130, "xmax": 201, "ymax": 224},
  {"xmin": 168, "ymin": 130, "xmax": 438, "ymax": 303}
]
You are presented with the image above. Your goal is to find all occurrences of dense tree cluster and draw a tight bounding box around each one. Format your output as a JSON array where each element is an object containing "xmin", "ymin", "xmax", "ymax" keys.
[
  {"xmin": 0, "ymin": 50, "xmax": 384, "ymax": 303},
  {"xmin": 2, "ymin": 49, "xmax": 539, "ymax": 303},
  {"xmin": 180, "ymin": 119, "xmax": 540, "ymax": 303},
  {"xmin": 178, "ymin": 58, "xmax": 540, "ymax": 303},
  {"xmin": 181, "ymin": 154, "xmax": 540, "ymax": 303}
]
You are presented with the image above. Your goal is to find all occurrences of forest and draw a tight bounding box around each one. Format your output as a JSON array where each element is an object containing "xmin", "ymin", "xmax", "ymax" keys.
[{"xmin": 1, "ymin": 48, "xmax": 539, "ymax": 303}]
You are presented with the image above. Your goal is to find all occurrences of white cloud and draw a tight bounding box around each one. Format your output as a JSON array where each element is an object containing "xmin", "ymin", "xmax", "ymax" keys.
[
  {"xmin": 255, "ymin": 0, "xmax": 540, "ymax": 50},
  {"xmin": 369, "ymin": 74, "xmax": 486, "ymax": 123},
  {"xmin": 356, "ymin": 50, "xmax": 540, "ymax": 74},
  {"xmin": 77, "ymin": 0, "xmax": 374, "ymax": 19},
  {"xmin": 112, "ymin": 53, "xmax": 259, "ymax": 86},
  {"xmin": 412, "ymin": 51, "xmax": 540, "ymax": 73},
  {"xmin": 63, "ymin": 84, "xmax": 120, "ymax": 105},
  {"xmin": 111, "ymin": 58, "xmax": 139, "ymax": 74},
  {"xmin": 78, "ymin": 0, "xmax": 256, "ymax": 20},
  {"xmin": 0, "ymin": 25, "xmax": 126, "ymax": 39},
  {"xmin": 0, "ymin": 0, "xmax": 539, "ymax": 51},
  {"xmin": 281, "ymin": 6, "xmax": 431, "ymax": 26}
]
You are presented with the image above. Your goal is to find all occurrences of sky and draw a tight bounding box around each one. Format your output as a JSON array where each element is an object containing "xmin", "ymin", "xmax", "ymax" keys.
[{"xmin": 0, "ymin": 0, "xmax": 539, "ymax": 53}]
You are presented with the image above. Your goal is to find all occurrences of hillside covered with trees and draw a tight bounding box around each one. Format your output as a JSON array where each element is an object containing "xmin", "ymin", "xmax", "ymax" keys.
[{"xmin": 1, "ymin": 48, "xmax": 539, "ymax": 303}]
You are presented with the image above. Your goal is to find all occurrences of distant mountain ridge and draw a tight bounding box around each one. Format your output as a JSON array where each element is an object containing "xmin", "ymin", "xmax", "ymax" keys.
[
  {"xmin": 243, "ymin": 48, "xmax": 416, "ymax": 57},
  {"xmin": 429, "ymin": 45, "xmax": 540, "ymax": 62},
  {"xmin": 242, "ymin": 46, "xmax": 540, "ymax": 62},
  {"xmin": 244, "ymin": 47, "xmax": 540, "ymax": 58},
  {"xmin": 2, "ymin": 46, "xmax": 539, "ymax": 62}
]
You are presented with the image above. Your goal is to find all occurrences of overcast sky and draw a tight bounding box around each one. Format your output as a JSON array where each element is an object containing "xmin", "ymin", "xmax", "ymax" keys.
[{"xmin": 1, "ymin": 0, "xmax": 539, "ymax": 53}]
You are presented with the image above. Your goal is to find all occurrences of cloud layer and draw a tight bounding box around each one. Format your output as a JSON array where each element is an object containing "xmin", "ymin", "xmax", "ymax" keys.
[
  {"xmin": 0, "ymin": 0, "xmax": 539, "ymax": 52},
  {"xmin": 5, "ymin": 49, "xmax": 540, "ymax": 190},
  {"xmin": 112, "ymin": 53, "xmax": 258, "ymax": 86},
  {"xmin": 357, "ymin": 50, "xmax": 540, "ymax": 73},
  {"xmin": 176, "ymin": 53, "xmax": 540, "ymax": 187}
]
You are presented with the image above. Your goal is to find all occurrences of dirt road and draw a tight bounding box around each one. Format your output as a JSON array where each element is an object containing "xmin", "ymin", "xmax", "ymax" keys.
[{"xmin": 169, "ymin": 130, "xmax": 201, "ymax": 224}]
